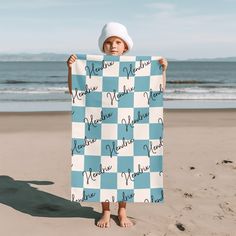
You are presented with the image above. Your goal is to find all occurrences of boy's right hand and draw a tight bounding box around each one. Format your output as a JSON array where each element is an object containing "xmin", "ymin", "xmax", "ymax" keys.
[{"xmin": 67, "ymin": 54, "xmax": 77, "ymax": 69}]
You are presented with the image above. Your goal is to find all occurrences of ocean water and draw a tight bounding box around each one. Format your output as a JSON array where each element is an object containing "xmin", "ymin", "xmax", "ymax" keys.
[{"xmin": 0, "ymin": 61, "xmax": 236, "ymax": 111}]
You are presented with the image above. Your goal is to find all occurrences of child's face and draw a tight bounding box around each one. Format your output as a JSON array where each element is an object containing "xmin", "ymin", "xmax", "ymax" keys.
[{"xmin": 103, "ymin": 36, "xmax": 128, "ymax": 56}]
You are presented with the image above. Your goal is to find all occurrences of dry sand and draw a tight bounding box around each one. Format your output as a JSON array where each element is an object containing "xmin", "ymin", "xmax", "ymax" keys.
[{"xmin": 0, "ymin": 109, "xmax": 236, "ymax": 236}]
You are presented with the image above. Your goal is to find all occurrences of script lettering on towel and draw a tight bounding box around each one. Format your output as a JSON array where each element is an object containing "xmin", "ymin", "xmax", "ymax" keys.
[
  {"xmin": 122, "ymin": 191, "xmax": 135, "ymax": 201},
  {"xmin": 71, "ymin": 136, "xmax": 97, "ymax": 155},
  {"xmin": 158, "ymin": 117, "xmax": 164, "ymax": 132},
  {"xmin": 85, "ymin": 60, "xmax": 115, "ymax": 78},
  {"xmin": 106, "ymin": 85, "xmax": 134, "ymax": 106},
  {"xmin": 144, "ymin": 189, "xmax": 164, "ymax": 203},
  {"xmin": 122, "ymin": 60, "xmax": 151, "ymax": 79},
  {"xmin": 143, "ymin": 138, "xmax": 163, "ymax": 157},
  {"xmin": 72, "ymin": 85, "xmax": 98, "ymax": 103},
  {"xmin": 121, "ymin": 164, "xmax": 150, "ymax": 185},
  {"xmin": 82, "ymin": 164, "xmax": 112, "ymax": 184},
  {"xmin": 104, "ymin": 196, "xmax": 116, "ymax": 202},
  {"xmin": 84, "ymin": 111, "xmax": 113, "ymax": 131},
  {"xmin": 72, "ymin": 191, "xmax": 96, "ymax": 202},
  {"xmin": 106, "ymin": 137, "xmax": 134, "ymax": 158},
  {"xmin": 121, "ymin": 110, "xmax": 149, "ymax": 131},
  {"xmin": 117, "ymin": 85, "xmax": 135, "ymax": 99},
  {"xmin": 143, "ymin": 84, "xmax": 163, "ymax": 105}
]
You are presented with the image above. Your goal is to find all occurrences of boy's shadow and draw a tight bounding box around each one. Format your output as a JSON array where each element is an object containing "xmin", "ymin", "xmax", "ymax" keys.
[{"xmin": 0, "ymin": 175, "xmax": 101, "ymax": 220}]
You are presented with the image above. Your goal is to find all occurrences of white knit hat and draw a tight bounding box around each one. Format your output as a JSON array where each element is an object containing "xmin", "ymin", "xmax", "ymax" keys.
[{"xmin": 98, "ymin": 22, "xmax": 133, "ymax": 54}]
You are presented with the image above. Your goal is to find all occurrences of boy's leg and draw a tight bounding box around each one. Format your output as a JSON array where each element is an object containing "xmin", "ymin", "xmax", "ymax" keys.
[
  {"xmin": 102, "ymin": 202, "xmax": 110, "ymax": 211},
  {"xmin": 96, "ymin": 202, "xmax": 111, "ymax": 228},
  {"xmin": 118, "ymin": 202, "xmax": 134, "ymax": 227}
]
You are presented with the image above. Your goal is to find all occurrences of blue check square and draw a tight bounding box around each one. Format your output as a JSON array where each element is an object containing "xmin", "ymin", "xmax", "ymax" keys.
[
  {"xmin": 86, "ymin": 92, "xmax": 102, "ymax": 107},
  {"xmin": 85, "ymin": 123, "xmax": 101, "ymax": 139},
  {"xmin": 101, "ymin": 173, "xmax": 117, "ymax": 189},
  {"xmin": 103, "ymin": 76, "xmax": 118, "ymax": 91}
]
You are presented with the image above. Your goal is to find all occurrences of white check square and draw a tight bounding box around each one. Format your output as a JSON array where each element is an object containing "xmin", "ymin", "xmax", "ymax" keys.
[
  {"xmin": 117, "ymin": 108, "xmax": 133, "ymax": 124},
  {"xmin": 134, "ymin": 189, "xmax": 151, "ymax": 202},
  {"xmin": 84, "ymin": 139, "xmax": 101, "ymax": 156},
  {"xmin": 133, "ymin": 123, "xmax": 149, "ymax": 139},
  {"xmin": 100, "ymin": 155, "xmax": 118, "ymax": 173},
  {"xmin": 117, "ymin": 139, "xmax": 134, "ymax": 156},
  {"xmin": 86, "ymin": 76, "xmax": 103, "ymax": 92},
  {"xmin": 134, "ymin": 60, "xmax": 151, "ymax": 76},
  {"xmin": 102, "ymin": 92, "xmax": 119, "ymax": 107},
  {"xmin": 150, "ymin": 172, "xmax": 163, "ymax": 188},
  {"xmin": 72, "ymin": 122, "xmax": 85, "ymax": 139},
  {"xmin": 150, "ymin": 75, "xmax": 163, "ymax": 91},
  {"xmin": 149, "ymin": 107, "xmax": 163, "ymax": 123},
  {"xmin": 103, "ymin": 61, "xmax": 120, "ymax": 77},
  {"xmin": 101, "ymin": 124, "xmax": 117, "ymax": 139},
  {"xmin": 133, "ymin": 156, "xmax": 150, "ymax": 173},
  {"xmin": 85, "ymin": 107, "xmax": 102, "ymax": 121},
  {"xmin": 118, "ymin": 76, "xmax": 135, "ymax": 93},
  {"xmin": 71, "ymin": 155, "xmax": 84, "ymax": 171},
  {"xmin": 117, "ymin": 172, "xmax": 134, "ymax": 189},
  {"xmin": 100, "ymin": 189, "xmax": 117, "ymax": 202},
  {"xmin": 134, "ymin": 92, "xmax": 149, "ymax": 107},
  {"xmin": 83, "ymin": 171, "xmax": 101, "ymax": 189},
  {"xmin": 72, "ymin": 60, "xmax": 86, "ymax": 75}
]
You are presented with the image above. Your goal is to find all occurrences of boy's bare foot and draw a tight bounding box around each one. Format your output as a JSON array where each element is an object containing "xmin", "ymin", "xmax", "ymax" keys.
[
  {"xmin": 96, "ymin": 210, "xmax": 111, "ymax": 228},
  {"xmin": 118, "ymin": 208, "xmax": 133, "ymax": 227}
]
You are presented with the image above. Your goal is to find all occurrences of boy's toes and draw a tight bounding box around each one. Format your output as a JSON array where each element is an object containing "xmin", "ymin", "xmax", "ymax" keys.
[
  {"xmin": 97, "ymin": 220, "xmax": 110, "ymax": 228},
  {"xmin": 118, "ymin": 215, "xmax": 133, "ymax": 227},
  {"xmin": 97, "ymin": 221, "xmax": 103, "ymax": 227}
]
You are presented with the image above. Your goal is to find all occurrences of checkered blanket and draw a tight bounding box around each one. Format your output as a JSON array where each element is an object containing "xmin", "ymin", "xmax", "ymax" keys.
[{"xmin": 71, "ymin": 54, "xmax": 164, "ymax": 203}]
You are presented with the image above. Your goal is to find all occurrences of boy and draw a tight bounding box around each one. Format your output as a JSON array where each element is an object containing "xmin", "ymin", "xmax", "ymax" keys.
[{"xmin": 67, "ymin": 22, "xmax": 168, "ymax": 228}]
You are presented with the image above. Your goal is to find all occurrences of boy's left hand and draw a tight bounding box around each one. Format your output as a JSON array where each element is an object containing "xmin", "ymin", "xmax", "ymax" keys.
[{"xmin": 158, "ymin": 58, "xmax": 168, "ymax": 71}]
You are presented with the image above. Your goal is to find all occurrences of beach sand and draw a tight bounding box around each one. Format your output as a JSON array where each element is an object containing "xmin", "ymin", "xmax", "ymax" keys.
[{"xmin": 0, "ymin": 109, "xmax": 236, "ymax": 236}]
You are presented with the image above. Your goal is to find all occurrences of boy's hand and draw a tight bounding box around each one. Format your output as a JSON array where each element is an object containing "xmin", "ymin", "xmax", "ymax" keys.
[
  {"xmin": 158, "ymin": 57, "xmax": 168, "ymax": 72},
  {"xmin": 67, "ymin": 54, "xmax": 77, "ymax": 69}
]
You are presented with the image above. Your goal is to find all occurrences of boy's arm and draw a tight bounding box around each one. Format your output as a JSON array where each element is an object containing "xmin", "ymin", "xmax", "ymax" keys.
[
  {"xmin": 68, "ymin": 67, "xmax": 72, "ymax": 95},
  {"xmin": 158, "ymin": 57, "xmax": 168, "ymax": 92},
  {"xmin": 162, "ymin": 70, "xmax": 166, "ymax": 92},
  {"xmin": 67, "ymin": 54, "xmax": 77, "ymax": 95}
]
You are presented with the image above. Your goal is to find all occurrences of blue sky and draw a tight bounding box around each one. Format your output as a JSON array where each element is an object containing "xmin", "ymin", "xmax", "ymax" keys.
[{"xmin": 0, "ymin": 0, "xmax": 236, "ymax": 59}]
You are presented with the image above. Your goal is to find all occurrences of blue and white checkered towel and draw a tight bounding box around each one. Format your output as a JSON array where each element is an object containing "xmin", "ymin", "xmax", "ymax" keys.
[{"xmin": 71, "ymin": 54, "xmax": 164, "ymax": 203}]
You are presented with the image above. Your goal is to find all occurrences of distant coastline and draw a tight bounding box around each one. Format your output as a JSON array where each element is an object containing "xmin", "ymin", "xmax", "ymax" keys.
[{"xmin": 0, "ymin": 53, "xmax": 236, "ymax": 62}]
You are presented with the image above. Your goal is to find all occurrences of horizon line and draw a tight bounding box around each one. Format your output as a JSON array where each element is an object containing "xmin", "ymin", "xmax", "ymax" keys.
[{"xmin": 0, "ymin": 52, "xmax": 236, "ymax": 61}]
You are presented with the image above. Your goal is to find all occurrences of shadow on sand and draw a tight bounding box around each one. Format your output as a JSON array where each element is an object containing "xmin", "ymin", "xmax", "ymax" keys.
[{"xmin": 0, "ymin": 175, "xmax": 101, "ymax": 219}]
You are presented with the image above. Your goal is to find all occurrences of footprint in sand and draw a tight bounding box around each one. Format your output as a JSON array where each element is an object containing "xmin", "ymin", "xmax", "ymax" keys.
[
  {"xmin": 221, "ymin": 160, "xmax": 233, "ymax": 164},
  {"xmin": 216, "ymin": 159, "xmax": 235, "ymax": 169},
  {"xmin": 143, "ymin": 232, "xmax": 157, "ymax": 236},
  {"xmin": 209, "ymin": 173, "xmax": 216, "ymax": 179},
  {"xmin": 183, "ymin": 204, "xmax": 192, "ymax": 211},
  {"xmin": 176, "ymin": 222, "xmax": 186, "ymax": 231},
  {"xmin": 219, "ymin": 202, "xmax": 235, "ymax": 216},
  {"xmin": 183, "ymin": 192, "xmax": 193, "ymax": 198},
  {"xmin": 167, "ymin": 222, "xmax": 188, "ymax": 234},
  {"xmin": 174, "ymin": 188, "xmax": 183, "ymax": 192},
  {"xmin": 213, "ymin": 213, "xmax": 224, "ymax": 220}
]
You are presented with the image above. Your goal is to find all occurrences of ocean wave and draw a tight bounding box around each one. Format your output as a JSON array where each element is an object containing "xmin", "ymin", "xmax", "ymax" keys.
[
  {"xmin": 48, "ymin": 75, "xmax": 65, "ymax": 78},
  {"xmin": 164, "ymin": 94, "xmax": 236, "ymax": 100},
  {"xmin": 0, "ymin": 98, "xmax": 69, "ymax": 102},
  {"xmin": 0, "ymin": 79, "xmax": 66, "ymax": 84},
  {"xmin": 167, "ymin": 80, "xmax": 223, "ymax": 84},
  {"xmin": 1, "ymin": 86, "xmax": 236, "ymax": 100},
  {"xmin": 0, "ymin": 87, "xmax": 68, "ymax": 94},
  {"xmin": 166, "ymin": 87, "xmax": 236, "ymax": 94}
]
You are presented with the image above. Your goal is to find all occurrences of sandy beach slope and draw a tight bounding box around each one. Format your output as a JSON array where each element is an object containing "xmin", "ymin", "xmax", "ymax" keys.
[{"xmin": 0, "ymin": 109, "xmax": 236, "ymax": 236}]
